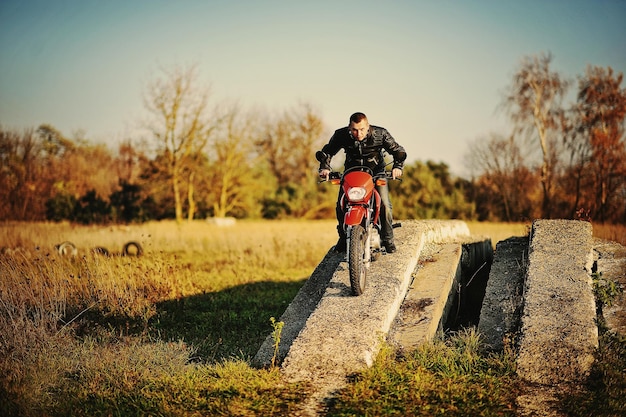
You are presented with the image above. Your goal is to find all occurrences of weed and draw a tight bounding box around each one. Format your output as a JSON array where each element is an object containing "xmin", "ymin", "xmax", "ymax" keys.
[
  {"xmin": 592, "ymin": 271, "xmax": 624, "ymax": 308},
  {"xmin": 270, "ymin": 317, "xmax": 285, "ymax": 369}
]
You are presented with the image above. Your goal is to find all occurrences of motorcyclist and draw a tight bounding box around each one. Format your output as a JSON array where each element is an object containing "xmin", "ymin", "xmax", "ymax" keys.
[{"xmin": 316, "ymin": 112, "xmax": 407, "ymax": 253}]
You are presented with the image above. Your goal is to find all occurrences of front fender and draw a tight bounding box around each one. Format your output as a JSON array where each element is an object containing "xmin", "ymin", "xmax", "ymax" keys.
[{"xmin": 344, "ymin": 206, "xmax": 367, "ymax": 226}]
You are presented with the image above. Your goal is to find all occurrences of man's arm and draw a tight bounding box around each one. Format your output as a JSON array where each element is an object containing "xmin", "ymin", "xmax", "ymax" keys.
[
  {"xmin": 382, "ymin": 129, "xmax": 407, "ymax": 171},
  {"xmin": 316, "ymin": 130, "xmax": 344, "ymax": 171}
]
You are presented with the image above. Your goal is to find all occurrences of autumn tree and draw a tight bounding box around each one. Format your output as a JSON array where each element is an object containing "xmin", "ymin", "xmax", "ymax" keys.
[
  {"xmin": 0, "ymin": 125, "xmax": 123, "ymax": 221},
  {"xmin": 115, "ymin": 139, "xmax": 147, "ymax": 184},
  {"xmin": 466, "ymin": 133, "xmax": 537, "ymax": 221},
  {"xmin": 504, "ymin": 52, "xmax": 569, "ymax": 218},
  {"xmin": 0, "ymin": 125, "xmax": 76, "ymax": 220},
  {"xmin": 61, "ymin": 138, "xmax": 117, "ymax": 200},
  {"xmin": 0, "ymin": 128, "xmax": 44, "ymax": 220},
  {"xmin": 143, "ymin": 64, "xmax": 215, "ymax": 223},
  {"xmin": 571, "ymin": 65, "xmax": 626, "ymax": 222}
]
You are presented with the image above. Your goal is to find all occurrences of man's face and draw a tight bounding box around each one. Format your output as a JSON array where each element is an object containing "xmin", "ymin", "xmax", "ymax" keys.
[{"xmin": 349, "ymin": 120, "xmax": 370, "ymax": 141}]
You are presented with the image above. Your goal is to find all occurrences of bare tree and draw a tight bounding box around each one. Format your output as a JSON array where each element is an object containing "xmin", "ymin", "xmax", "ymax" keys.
[
  {"xmin": 115, "ymin": 139, "xmax": 147, "ymax": 184},
  {"xmin": 143, "ymin": 64, "xmax": 215, "ymax": 223},
  {"xmin": 504, "ymin": 52, "xmax": 569, "ymax": 218},
  {"xmin": 256, "ymin": 102, "xmax": 324, "ymax": 188},
  {"xmin": 466, "ymin": 133, "xmax": 536, "ymax": 221},
  {"xmin": 254, "ymin": 103, "xmax": 326, "ymax": 217}
]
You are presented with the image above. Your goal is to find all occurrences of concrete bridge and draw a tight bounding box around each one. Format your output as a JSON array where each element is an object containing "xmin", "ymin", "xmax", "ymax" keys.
[{"xmin": 253, "ymin": 219, "xmax": 626, "ymax": 416}]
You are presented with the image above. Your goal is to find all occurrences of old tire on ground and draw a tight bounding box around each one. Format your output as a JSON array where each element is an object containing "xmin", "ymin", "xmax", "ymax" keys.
[
  {"xmin": 123, "ymin": 241, "xmax": 143, "ymax": 257},
  {"xmin": 348, "ymin": 225, "xmax": 367, "ymax": 296},
  {"xmin": 56, "ymin": 241, "xmax": 77, "ymax": 256}
]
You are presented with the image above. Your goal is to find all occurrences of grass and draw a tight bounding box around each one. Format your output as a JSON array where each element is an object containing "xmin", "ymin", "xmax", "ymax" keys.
[
  {"xmin": 1, "ymin": 219, "xmax": 624, "ymax": 416},
  {"xmin": 326, "ymin": 329, "xmax": 519, "ymax": 416},
  {"xmin": 593, "ymin": 222, "xmax": 626, "ymax": 246},
  {"xmin": 466, "ymin": 221, "xmax": 529, "ymax": 248},
  {"xmin": 1, "ymin": 219, "xmax": 334, "ymax": 416},
  {"xmin": 561, "ymin": 272, "xmax": 626, "ymax": 416}
]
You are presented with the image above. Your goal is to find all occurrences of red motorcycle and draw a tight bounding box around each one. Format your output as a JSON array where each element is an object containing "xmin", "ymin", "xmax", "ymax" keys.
[{"xmin": 321, "ymin": 166, "xmax": 398, "ymax": 296}]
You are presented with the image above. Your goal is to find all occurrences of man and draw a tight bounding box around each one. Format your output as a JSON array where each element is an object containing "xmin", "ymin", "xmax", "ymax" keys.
[{"xmin": 316, "ymin": 112, "xmax": 407, "ymax": 253}]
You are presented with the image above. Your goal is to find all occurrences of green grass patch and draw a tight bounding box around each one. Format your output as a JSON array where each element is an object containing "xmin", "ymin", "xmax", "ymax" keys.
[{"xmin": 326, "ymin": 329, "xmax": 519, "ymax": 416}]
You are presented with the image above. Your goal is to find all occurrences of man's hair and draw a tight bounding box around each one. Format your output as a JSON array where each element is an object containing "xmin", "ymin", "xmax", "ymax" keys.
[{"xmin": 349, "ymin": 112, "xmax": 368, "ymax": 124}]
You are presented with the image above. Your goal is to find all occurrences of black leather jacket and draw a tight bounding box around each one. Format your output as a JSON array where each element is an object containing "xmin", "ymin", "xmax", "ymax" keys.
[{"xmin": 316, "ymin": 125, "xmax": 407, "ymax": 173}]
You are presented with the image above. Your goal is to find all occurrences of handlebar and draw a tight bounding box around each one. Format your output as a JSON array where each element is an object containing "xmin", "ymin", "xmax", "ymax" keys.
[
  {"xmin": 318, "ymin": 169, "xmax": 402, "ymax": 183},
  {"xmin": 317, "ymin": 171, "xmax": 342, "ymax": 183}
]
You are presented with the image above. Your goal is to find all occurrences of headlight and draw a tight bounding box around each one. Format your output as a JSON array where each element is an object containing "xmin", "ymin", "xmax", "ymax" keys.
[{"xmin": 347, "ymin": 187, "xmax": 366, "ymax": 201}]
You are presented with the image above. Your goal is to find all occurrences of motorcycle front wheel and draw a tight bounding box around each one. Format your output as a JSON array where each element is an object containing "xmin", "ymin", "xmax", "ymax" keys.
[{"xmin": 348, "ymin": 224, "xmax": 368, "ymax": 296}]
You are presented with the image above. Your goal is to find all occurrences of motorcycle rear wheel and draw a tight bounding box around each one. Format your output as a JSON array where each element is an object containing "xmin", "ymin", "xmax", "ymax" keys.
[{"xmin": 348, "ymin": 224, "xmax": 367, "ymax": 296}]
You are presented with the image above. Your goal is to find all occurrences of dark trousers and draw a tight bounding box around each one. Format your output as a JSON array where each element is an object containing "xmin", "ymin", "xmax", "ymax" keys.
[{"xmin": 336, "ymin": 182, "xmax": 394, "ymax": 243}]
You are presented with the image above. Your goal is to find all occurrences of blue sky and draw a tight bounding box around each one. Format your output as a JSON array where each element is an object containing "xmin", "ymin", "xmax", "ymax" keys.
[{"xmin": 1, "ymin": 0, "xmax": 625, "ymax": 175}]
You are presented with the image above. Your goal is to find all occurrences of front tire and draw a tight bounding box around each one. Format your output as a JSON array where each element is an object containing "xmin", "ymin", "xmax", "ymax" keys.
[{"xmin": 348, "ymin": 225, "xmax": 367, "ymax": 296}]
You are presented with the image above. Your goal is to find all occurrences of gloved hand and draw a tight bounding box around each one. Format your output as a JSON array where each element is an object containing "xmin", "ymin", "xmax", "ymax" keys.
[
  {"xmin": 392, "ymin": 168, "xmax": 403, "ymax": 180},
  {"xmin": 319, "ymin": 169, "xmax": 331, "ymax": 180}
]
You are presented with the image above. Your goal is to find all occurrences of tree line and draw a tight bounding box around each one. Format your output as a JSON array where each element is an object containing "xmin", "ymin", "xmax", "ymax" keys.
[
  {"xmin": 1, "ymin": 55, "xmax": 624, "ymax": 224},
  {"xmin": 467, "ymin": 53, "xmax": 626, "ymax": 223}
]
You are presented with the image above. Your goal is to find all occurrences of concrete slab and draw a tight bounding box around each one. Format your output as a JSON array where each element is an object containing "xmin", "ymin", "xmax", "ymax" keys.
[
  {"xmin": 251, "ymin": 249, "xmax": 344, "ymax": 369},
  {"xmin": 517, "ymin": 219, "xmax": 597, "ymax": 385},
  {"xmin": 593, "ymin": 239, "xmax": 626, "ymax": 336},
  {"xmin": 478, "ymin": 236, "xmax": 528, "ymax": 351},
  {"xmin": 282, "ymin": 220, "xmax": 470, "ymax": 410},
  {"xmin": 388, "ymin": 243, "xmax": 463, "ymax": 350},
  {"xmin": 253, "ymin": 220, "xmax": 470, "ymax": 405}
]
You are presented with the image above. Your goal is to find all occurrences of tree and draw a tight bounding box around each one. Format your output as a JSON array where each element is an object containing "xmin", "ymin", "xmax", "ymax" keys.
[
  {"xmin": 256, "ymin": 103, "xmax": 323, "ymax": 187},
  {"xmin": 573, "ymin": 65, "xmax": 626, "ymax": 222},
  {"xmin": 466, "ymin": 133, "xmax": 536, "ymax": 221},
  {"xmin": 393, "ymin": 160, "xmax": 475, "ymax": 220},
  {"xmin": 137, "ymin": 152, "xmax": 176, "ymax": 220},
  {"xmin": 72, "ymin": 189, "xmax": 110, "ymax": 224},
  {"xmin": 109, "ymin": 181, "xmax": 147, "ymax": 223},
  {"xmin": 504, "ymin": 52, "xmax": 569, "ymax": 218},
  {"xmin": 115, "ymin": 139, "xmax": 147, "ymax": 184},
  {"xmin": 0, "ymin": 126, "xmax": 75, "ymax": 221},
  {"xmin": 0, "ymin": 128, "xmax": 44, "ymax": 220},
  {"xmin": 205, "ymin": 106, "xmax": 267, "ymax": 218},
  {"xmin": 143, "ymin": 64, "xmax": 215, "ymax": 223},
  {"xmin": 61, "ymin": 139, "xmax": 117, "ymax": 201},
  {"xmin": 45, "ymin": 192, "xmax": 76, "ymax": 222},
  {"xmin": 255, "ymin": 103, "xmax": 326, "ymax": 218}
]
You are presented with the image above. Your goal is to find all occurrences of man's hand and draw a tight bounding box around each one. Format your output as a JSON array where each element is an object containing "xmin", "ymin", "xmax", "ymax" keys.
[
  {"xmin": 319, "ymin": 169, "xmax": 331, "ymax": 180},
  {"xmin": 392, "ymin": 168, "xmax": 403, "ymax": 180}
]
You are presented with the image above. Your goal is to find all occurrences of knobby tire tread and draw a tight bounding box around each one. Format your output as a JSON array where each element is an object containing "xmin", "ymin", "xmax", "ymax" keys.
[{"xmin": 348, "ymin": 225, "xmax": 367, "ymax": 296}]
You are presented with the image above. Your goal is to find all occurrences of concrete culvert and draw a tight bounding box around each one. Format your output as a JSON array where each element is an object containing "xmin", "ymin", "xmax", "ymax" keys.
[
  {"xmin": 123, "ymin": 241, "xmax": 143, "ymax": 257},
  {"xmin": 55, "ymin": 241, "xmax": 77, "ymax": 256},
  {"xmin": 444, "ymin": 239, "xmax": 494, "ymax": 331}
]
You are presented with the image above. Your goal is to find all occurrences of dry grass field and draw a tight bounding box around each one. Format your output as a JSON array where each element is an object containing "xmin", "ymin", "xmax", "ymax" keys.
[{"xmin": 1, "ymin": 219, "xmax": 623, "ymax": 416}]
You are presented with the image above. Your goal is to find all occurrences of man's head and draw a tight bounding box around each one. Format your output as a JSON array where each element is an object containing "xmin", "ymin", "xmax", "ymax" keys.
[{"xmin": 349, "ymin": 112, "xmax": 370, "ymax": 141}]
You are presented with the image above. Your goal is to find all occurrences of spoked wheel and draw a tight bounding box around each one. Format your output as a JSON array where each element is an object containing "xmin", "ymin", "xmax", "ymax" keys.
[{"xmin": 348, "ymin": 225, "xmax": 368, "ymax": 296}]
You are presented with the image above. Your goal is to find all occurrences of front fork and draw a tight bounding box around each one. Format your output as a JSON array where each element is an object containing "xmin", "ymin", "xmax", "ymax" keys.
[{"xmin": 346, "ymin": 223, "xmax": 374, "ymax": 268}]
